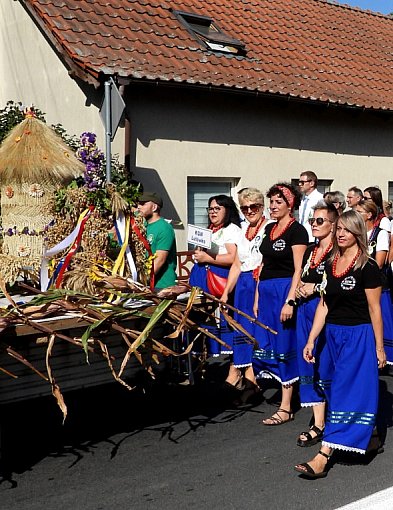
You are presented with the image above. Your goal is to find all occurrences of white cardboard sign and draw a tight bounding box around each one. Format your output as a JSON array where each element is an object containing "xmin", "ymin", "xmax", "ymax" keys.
[{"xmin": 187, "ymin": 224, "xmax": 212, "ymax": 249}]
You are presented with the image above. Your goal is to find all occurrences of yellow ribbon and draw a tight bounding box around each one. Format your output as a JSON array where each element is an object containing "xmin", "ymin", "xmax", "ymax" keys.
[{"xmin": 107, "ymin": 215, "xmax": 130, "ymax": 303}]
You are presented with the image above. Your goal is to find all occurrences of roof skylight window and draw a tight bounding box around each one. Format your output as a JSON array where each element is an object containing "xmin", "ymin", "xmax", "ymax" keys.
[{"xmin": 173, "ymin": 11, "xmax": 246, "ymax": 56}]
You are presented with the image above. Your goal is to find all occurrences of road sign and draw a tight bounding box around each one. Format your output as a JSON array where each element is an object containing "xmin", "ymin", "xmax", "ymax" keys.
[{"xmin": 99, "ymin": 77, "xmax": 125, "ymax": 141}]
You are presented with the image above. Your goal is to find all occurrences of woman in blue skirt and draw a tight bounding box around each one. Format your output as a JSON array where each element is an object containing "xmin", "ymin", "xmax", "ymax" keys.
[
  {"xmin": 295, "ymin": 201, "xmax": 338, "ymax": 447},
  {"xmin": 221, "ymin": 188, "xmax": 272, "ymax": 391},
  {"xmin": 356, "ymin": 199, "xmax": 393, "ymax": 364},
  {"xmin": 189, "ymin": 195, "xmax": 241, "ymax": 360},
  {"xmin": 295, "ymin": 210, "xmax": 386, "ymax": 479},
  {"xmin": 252, "ymin": 183, "xmax": 308, "ymax": 425}
]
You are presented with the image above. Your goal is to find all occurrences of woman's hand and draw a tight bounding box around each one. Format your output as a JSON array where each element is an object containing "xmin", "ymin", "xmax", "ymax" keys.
[
  {"xmin": 193, "ymin": 248, "xmax": 208, "ymax": 264},
  {"xmin": 303, "ymin": 342, "xmax": 315, "ymax": 363},
  {"xmin": 377, "ymin": 348, "xmax": 387, "ymax": 369},
  {"xmin": 220, "ymin": 292, "xmax": 228, "ymax": 304},
  {"xmin": 280, "ymin": 303, "xmax": 293, "ymax": 322},
  {"xmin": 295, "ymin": 282, "xmax": 315, "ymax": 300}
]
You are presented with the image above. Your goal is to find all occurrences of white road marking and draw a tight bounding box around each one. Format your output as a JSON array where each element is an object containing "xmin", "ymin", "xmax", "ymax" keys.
[{"xmin": 335, "ymin": 487, "xmax": 393, "ymax": 509}]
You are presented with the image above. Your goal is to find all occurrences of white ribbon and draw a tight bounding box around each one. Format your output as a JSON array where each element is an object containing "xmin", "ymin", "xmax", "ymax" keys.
[
  {"xmin": 40, "ymin": 221, "xmax": 84, "ymax": 291},
  {"xmin": 115, "ymin": 212, "xmax": 138, "ymax": 281}
]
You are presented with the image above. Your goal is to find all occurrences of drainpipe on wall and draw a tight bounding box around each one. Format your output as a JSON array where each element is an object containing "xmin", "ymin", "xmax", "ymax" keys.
[{"xmin": 119, "ymin": 85, "xmax": 131, "ymax": 174}]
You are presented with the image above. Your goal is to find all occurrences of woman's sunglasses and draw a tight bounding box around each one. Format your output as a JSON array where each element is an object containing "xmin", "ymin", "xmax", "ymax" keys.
[
  {"xmin": 308, "ymin": 217, "xmax": 332, "ymax": 226},
  {"xmin": 240, "ymin": 203, "xmax": 262, "ymax": 214}
]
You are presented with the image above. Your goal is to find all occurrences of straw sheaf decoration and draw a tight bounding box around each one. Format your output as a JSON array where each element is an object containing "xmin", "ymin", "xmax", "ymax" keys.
[
  {"xmin": 0, "ymin": 113, "xmax": 84, "ymax": 280},
  {"xmin": 0, "ymin": 116, "xmax": 84, "ymax": 185},
  {"xmin": 0, "ymin": 253, "xmax": 41, "ymax": 284}
]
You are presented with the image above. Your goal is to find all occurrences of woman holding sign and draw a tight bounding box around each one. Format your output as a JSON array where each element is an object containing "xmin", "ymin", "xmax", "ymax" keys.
[
  {"xmin": 221, "ymin": 188, "xmax": 272, "ymax": 392},
  {"xmin": 189, "ymin": 195, "xmax": 241, "ymax": 359}
]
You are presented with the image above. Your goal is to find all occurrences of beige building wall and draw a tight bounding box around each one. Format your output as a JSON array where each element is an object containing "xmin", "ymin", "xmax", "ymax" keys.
[
  {"xmin": 128, "ymin": 86, "xmax": 393, "ymax": 249},
  {"xmin": 0, "ymin": 0, "xmax": 123, "ymax": 155},
  {"xmin": 136, "ymin": 140, "xmax": 393, "ymax": 249}
]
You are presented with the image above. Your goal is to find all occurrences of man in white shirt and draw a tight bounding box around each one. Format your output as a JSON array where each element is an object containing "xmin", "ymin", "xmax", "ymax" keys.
[{"xmin": 298, "ymin": 171, "xmax": 323, "ymax": 242}]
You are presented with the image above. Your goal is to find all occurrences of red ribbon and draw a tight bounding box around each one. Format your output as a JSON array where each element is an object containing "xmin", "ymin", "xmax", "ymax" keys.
[
  {"xmin": 131, "ymin": 216, "xmax": 155, "ymax": 290},
  {"xmin": 55, "ymin": 206, "xmax": 94, "ymax": 288}
]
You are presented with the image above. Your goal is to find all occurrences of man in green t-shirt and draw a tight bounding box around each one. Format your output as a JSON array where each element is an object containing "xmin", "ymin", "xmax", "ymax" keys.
[{"xmin": 137, "ymin": 192, "xmax": 177, "ymax": 289}]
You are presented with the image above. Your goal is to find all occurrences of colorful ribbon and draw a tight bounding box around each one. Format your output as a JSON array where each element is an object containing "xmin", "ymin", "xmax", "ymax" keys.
[
  {"xmin": 131, "ymin": 216, "xmax": 155, "ymax": 290},
  {"xmin": 114, "ymin": 212, "xmax": 138, "ymax": 281},
  {"xmin": 107, "ymin": 214, "xmax": 131, "ymax": 303},
  {"xmin": 54, "ymin": 206, "xmax": 94, "ymax": 288}
]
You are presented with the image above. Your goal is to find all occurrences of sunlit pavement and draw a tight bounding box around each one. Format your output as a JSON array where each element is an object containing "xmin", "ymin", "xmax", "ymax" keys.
[{"xmin": 1, "ymin": 360, "xmax": 393, "ymax": 510}]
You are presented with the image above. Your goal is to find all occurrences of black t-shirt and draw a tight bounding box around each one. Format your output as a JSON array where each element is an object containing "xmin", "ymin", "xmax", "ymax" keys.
[
  {"xmin": 301, "ymin": 244, "xmax": 330, "ymax": 285},
  {"xmin": 260, "ymin": 221, "xmax": 308, "ymax": 280},
  {"xmin": 324, "ymin": 258, "xmax": 382, "ymax": 325}
]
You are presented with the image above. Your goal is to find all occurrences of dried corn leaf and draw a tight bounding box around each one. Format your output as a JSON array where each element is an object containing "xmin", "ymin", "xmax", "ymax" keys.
[
  {"xmin": 46, "ymin": 335, "xmax": 67, "ymax": 423},
  {"xmin": 118, "ymin": 299, "xmax": 173, "ymax": 377},
  {"xmin": 6, "ymin": 345, "xmax": 48, "ymax": 381},
  {"xmin": 81, "ymin": 316, "xmax": 112, "ymax": 360},
  {"xmin": 97, "ymin": 340, "xmax": 135, "ymax": 391},
  {"xmin": 166, "ymin": 286, "xmax": 198, "ymax": 339},
  {"xmin": 220, "ymin": 307, "xmax": 257, "ymax": 346},
  {"xmin": 0, "ymin": 366, "xmax": 18, "ymax": 378}
]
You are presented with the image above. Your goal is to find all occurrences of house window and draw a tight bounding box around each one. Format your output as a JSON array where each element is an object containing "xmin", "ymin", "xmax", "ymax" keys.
[
  {"xmin": 187, "ymin": 179, "xmax": 235, "ymax": 232},
  {"xmin": 173, "ymin": 11, "xmax": 246, "ymax": 56},
  {"xmin": 317, "ymin": 179, "xmax": 333, "ymax": 195},
  {"xmin": 388, "ymin": 182, "xmax": 393, "ymax": 203}
]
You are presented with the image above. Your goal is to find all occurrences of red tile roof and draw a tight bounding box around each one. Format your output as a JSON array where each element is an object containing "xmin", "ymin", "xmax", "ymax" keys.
[{"xmin": 19, "ymin": 0, "xmax": 393, "ymax": 111}]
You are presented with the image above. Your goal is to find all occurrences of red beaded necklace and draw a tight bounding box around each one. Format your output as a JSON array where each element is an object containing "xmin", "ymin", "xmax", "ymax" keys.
[
  {"xmin": 309, "ymin": 241, "xmax": 333, "ymax": 269},
  {"xmin": 246, "ymin": 217, "xmax": 265, "ymax": 241},
  {"xmin": 270, "ymin": 217, "xmax": 295, "ymax": 241},
  {"xmin": 209, "ymin": 223, "xmax": 224, "ymax": 234},
  {"xmin": 332, "ymin": 248, "xmax": 361, "ymax": 278}
]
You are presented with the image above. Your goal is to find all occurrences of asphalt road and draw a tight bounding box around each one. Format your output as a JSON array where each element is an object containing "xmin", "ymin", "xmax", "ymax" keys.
[{"xmin": 1, "ymin": 359, "xmax": 393, "ymax": 510}]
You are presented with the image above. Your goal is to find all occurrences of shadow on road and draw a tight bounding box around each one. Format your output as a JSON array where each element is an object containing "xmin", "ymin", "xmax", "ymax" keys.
[{"xmin": 0, "ymin": 357, "xmax": 266, "ymax": 485}]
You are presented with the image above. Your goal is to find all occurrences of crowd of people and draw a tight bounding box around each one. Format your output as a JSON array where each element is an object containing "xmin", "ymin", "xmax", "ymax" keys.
[{"xmin": 186, "ymin": 173, "xmax": 393, "ymax": 480}]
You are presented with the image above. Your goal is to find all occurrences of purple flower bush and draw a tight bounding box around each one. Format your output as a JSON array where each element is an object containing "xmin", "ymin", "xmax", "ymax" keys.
[{"xmin": 76, "ymin": 132, "xmax": 105, "ymax": 191}]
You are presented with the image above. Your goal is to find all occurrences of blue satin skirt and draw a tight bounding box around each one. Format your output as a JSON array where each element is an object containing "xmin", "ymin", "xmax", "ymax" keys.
[
  {"xmin": 321, "ymin": 323, "xmax": 378, "ymax": 454},
  {"xmin": 296, "ymin": 296, "xmax": 327, "ymax": 406},
  {"xmin": 232, "ymin": 271, "xmax": 257, "ymax": 367},
  {"xmin": 381, "ymin": 289, "xmax": 393, "ymax": 364},
  {"xmin": 252, "ymin": 277, "xmax": 299, "ymax": 386}
]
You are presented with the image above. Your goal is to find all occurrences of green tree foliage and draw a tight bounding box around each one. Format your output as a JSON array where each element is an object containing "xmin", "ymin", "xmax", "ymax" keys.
[{"xmin": 0, "ymin": 101, "xmax": 46, "ymax": 143}]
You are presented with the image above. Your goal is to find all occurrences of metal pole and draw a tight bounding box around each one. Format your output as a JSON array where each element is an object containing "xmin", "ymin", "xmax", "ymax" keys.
[{"xmin": 104, "ymin": 80, "xmax": 112, "ymax": 182}]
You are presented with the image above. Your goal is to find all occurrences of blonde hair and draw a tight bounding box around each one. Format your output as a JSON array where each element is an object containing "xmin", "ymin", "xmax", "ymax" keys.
[
  {"xmin": 330, "ymin": 210, "xmax": 369, "ymax": 270},
  {"xmin": 238, "ymin": 187, "xmax": 264, "ymax": 206},
  {"xmin": 356, "ymin": 199, "xmax": 378, "ymax": 221},
  {"xmin": 324, "ymin": 190, "xmax": 345, "ymax": 214}
]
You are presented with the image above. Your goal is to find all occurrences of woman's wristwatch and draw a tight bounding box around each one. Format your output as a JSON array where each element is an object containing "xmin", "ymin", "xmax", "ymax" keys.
[{"xmin": 285, "ymin": 299, "xmax": 297, "ymax": 307}]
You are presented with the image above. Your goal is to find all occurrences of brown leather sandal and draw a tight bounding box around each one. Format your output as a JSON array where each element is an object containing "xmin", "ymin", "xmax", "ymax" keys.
[
  {"xmin": 294, "ymin": 450, "xmax": 332, "ymax": 479},
  {"xmin": 297, "ymin": 425, "xmax": 324, "ymax": 447},
  {"xmin": 262, "ymin": 408, "xmax": 294, "ymax": 426}
]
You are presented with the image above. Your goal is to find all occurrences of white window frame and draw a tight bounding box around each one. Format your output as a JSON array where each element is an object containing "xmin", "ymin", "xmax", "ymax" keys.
[
  {"xmin": 187, "ymin": 177, "xmax": 239, "ymax": 232},
  {"xmin": 388, "ymin": 181, "xmax": 393, "ymax": 203}
]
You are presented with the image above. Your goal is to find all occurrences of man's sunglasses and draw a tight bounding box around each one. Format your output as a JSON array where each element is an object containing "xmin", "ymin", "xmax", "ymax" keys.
[
  {"xmin": 298, "ymin": 180, "xmax": 312, "ymax": 185},
  {"xmin": 240, "ymin": 203, "xmax": 263, "ymax": 214},
  {"xmin": 308, "ymin": 217, "xmax": 333, "ymax": 226}
]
